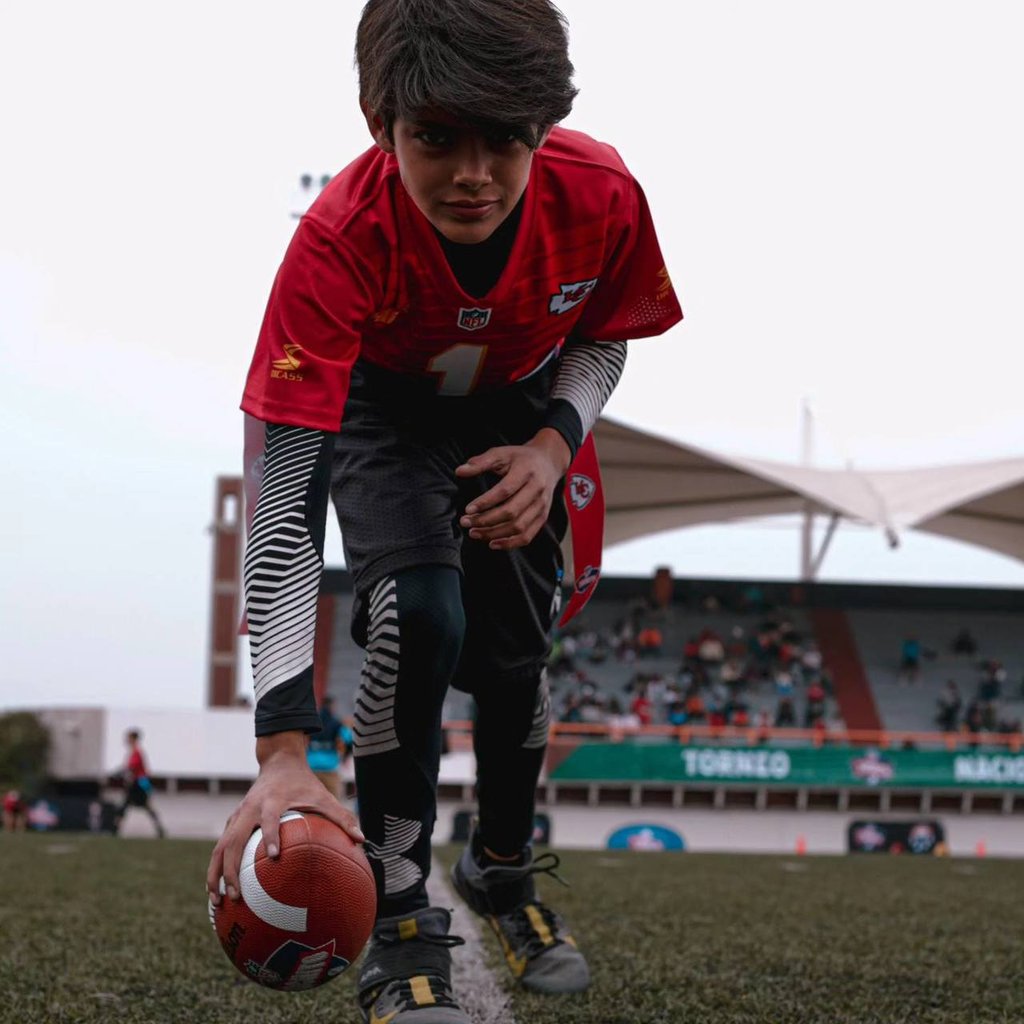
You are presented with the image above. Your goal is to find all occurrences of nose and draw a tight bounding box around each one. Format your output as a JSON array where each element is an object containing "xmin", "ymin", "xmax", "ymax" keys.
[{"xmin": 452, "ymin": 138, "xmax": 492, "ymax": 191}]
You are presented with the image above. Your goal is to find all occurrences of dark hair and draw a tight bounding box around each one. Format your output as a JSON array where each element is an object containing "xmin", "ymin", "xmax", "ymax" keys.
[{"xmin": 356, "ymin": 0, "xmax": 577, "ymax": 147}]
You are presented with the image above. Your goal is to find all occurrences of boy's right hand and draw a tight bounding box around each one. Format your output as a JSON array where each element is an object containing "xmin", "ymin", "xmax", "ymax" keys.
[{"xmin": 206, "ymin": 731, "xmax": 364, "ymax": 906}]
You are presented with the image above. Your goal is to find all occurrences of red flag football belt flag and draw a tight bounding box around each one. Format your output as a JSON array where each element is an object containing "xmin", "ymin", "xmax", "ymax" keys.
[{"xmin": 560, "ymin": 432, "xmax": 604, "ymax": 626}]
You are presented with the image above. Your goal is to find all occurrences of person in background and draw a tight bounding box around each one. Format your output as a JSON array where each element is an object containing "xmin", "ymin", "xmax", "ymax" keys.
[
  {"xmin": 113, "ymin": 728, "xmax": 165, "ymax": 838},
  {"xmin": 306, "ymin": 695, "xmax": 353, "ymax": 800},
  {"xmin": 899, "ymin": 636, "xmax": 922, "ymax": 684},
  {"xmin": 3, "ymin": 790, "xmax": 26, "ymax": 832},
  {"xmin": 936, "ymin": 680, "xmax": 962, "ymax": 733}
]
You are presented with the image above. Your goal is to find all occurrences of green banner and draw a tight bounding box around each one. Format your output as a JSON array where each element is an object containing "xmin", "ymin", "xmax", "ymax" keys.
[{"xmin": 549, "ymin": 743, "xmax": 1024, "ymax": 789}]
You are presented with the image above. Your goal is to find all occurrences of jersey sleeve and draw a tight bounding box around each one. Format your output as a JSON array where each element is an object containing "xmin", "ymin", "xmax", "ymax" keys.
[
  {"xmin": 575, "ymin": 179, "xmax": 683, "ymax": 342},
  {"xmin": 241, "ymin": 216, "xmax": 378, "ymax": 431}
]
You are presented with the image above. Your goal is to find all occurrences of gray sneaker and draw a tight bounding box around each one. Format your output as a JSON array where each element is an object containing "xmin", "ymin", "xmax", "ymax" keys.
[
  {"xmin": 357, "ymin": 907, "xmax": 470, "ymax": 1024},
  {"xmin": 451, "ymin": 839, "xmax": 591, "ymax": 994}
]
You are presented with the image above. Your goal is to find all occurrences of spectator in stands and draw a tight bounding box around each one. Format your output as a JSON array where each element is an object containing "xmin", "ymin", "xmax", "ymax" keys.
[
  {"xmin": 936, "ymin": 680, "xmax": 962, "ymax": 733},
  {"xmin": 804, "ymin": 679, "xmax": 826, "ymax": 727},
  {"xmin": 559, "ymin": 694, "xmax": 583, "ymax": 724},
  {"xmin": 637, "ymin": 625, "xmax": 663, "ymax": 658},
  {"xmin": 667, "ymin": 701, "xmax": 687, "ymax": 728},
  {"xmin": 801, "ymin": 642, "xmax": 823, "ymax": 676},
  {"xmin": 726, "ymin": 626, "xmax": 747, "ymax": 661},
  {"xmin": 812, "ymin": 716, "xmax": 828, "ymax": 744},
  {"xmin": 775, "ymin": 697, "xmax": 796, "ymax": 728},
  {"xmin": 681, "ymin": 636, "xmax": 701, "ymax": 670},
  {"xmin": 699, "ymin": 630, "xmax": 725, "ymax": 666},
  {"xmin": 978, "ymin": 661, "xmax": 1006, "ymax": 703},
  {"xmin": 899, "ymin": 637, "xmax": 922, "ymax": 684},
  {"xmin": 685, "ymin": 690, "xmax": 706, "ymax": 723},
  {"xmin": 962, "ymin": 700, "xmax": 985, "ymax": 746},
  {"xmin": 951, "ymin": 627, "xmax": 978, "ymax": 658},
  {"xmin": 630, "ymin": 685, "xmax": 653, "ymax": 726},
  {"xmin": 774, "ymin": 668, "xmax": 794, "ymax": 700},
  {"xmin": 754, "ymin": 709, "xmax": 772, "ymax": 742}
]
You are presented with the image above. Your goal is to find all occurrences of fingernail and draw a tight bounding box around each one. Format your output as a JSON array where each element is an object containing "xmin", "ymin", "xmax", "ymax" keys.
[
  {"xmin": 210, "ymin": 893, "xmax": 221, "ymax": 907},
  {"xmin": 460, "ymin": 516, "xmax": 471, "ymax": 527},
  {"xmin": 267, "ymin": 843, "xmax": 279, "ymax": 858},
  {"xmin": 353, "ymin": 828, "xmax": 365, "ymax": 841},
  {"xmin": 466, "ymin": 505, "xmax": 478, "ymax": 514},
  {"xmin": 227, "ymin": 885, "xmax": 239, "ymax": 901}
]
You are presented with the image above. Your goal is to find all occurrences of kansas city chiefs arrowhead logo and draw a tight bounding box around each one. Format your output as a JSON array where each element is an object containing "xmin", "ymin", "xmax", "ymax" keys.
[
  {"xmin": 549, "ymin": 278, "xmax": 598, "ymax": 315},
  {"xmin": 569, "ymin": 473, "xmax": 596, "ymax": 510}
]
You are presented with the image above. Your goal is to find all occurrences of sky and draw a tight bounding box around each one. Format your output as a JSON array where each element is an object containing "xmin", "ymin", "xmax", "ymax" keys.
[{"xmin": 1, "ymin": 1, "xmax": 1022, "ymax": 711}]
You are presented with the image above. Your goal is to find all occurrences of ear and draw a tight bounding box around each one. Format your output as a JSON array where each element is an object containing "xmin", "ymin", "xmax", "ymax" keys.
[{"xmin": 362, "ymin": 102, "xmax": 395, "ymax": 153}]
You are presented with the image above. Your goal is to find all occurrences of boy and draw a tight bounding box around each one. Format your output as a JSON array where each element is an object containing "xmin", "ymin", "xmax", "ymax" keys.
[
  {"xmin": 114, "ymin": 728, "xmax": 165, "ymax": 838},
  {"xmin": 207, "ymin": 1, "xmax": 682, "ymax": 1020}
]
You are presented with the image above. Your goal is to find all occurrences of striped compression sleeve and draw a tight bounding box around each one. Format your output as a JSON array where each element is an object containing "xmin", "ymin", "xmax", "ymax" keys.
[
  {"xmin": 543, "ymin": 339, "xmax": 627, "ymax": 460},
  {"xmin": 245, "ymin": 422, "xmax": 335, "ymax": 736}
]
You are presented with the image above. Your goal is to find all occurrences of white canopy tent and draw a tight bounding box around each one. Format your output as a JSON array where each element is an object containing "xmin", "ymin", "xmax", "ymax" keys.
[{"xmin": 591, "ymin": 418, "xmax": 1024, "ymax": 577}]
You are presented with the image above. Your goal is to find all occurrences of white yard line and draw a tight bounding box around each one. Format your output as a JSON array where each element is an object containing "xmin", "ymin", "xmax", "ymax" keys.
[{"xmin": 427, "ymin": 861, "xmax": 517, "ymax": 1024}]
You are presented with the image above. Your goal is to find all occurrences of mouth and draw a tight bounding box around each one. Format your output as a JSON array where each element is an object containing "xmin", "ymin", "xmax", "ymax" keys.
[{"xmin": 443, "ymin": 199, "xmax": 499, "ymax": 221}]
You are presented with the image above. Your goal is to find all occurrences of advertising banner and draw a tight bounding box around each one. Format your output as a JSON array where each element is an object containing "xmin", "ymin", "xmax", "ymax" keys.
[
  {"xmin": 847, "ymin": 820, "xmax": 947, "ymax": 855},
  {"xmin": 549, "ymin": 744, "xmax": 1024, "ymax": 789}
]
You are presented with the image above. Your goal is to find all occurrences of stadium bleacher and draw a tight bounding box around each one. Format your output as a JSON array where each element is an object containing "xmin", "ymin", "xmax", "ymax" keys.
[
  {"xmin": 846, "ymin": 608, "xmax": 1023, "ymax": 733},
  {"xmin": 321, "ymin": 570, "xmax": 1022, "ymax": 742}
]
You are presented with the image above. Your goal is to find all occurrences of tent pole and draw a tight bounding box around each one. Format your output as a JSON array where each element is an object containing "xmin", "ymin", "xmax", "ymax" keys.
[
  {"xmin": 810, "ymin": 512, "xmax": 841, "ymax": 577},
  {"xmin": 800, "ymin": 400, "xmax": 814, "ymax": 580}
]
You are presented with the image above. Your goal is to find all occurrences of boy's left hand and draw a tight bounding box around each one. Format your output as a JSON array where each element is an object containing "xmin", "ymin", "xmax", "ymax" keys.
[{"xmin": 457, "ymin": 428, "xmax": 570, "ymax": 550}]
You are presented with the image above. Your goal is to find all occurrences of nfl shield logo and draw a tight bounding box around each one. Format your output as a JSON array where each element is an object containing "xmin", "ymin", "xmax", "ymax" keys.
[{"xmin": 458, "ymin": 307, "xmax": 492, "ymax": 331}]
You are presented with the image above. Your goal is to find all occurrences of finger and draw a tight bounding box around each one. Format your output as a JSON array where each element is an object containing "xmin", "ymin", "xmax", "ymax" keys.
[
  {"xmin": 261, "ymin": 807, "xmax": 284, "ymax": 861},
  {"xmin": 485, "ymin": 505, "xmax": 548, "ymax": 548},
  {"xmin": 206, "ymin": 841, "xmax": 226, "ymax": 904},
  {"xmin": 331, "ymin": 805, "xmax": 366, "ymax": 844},
  {"xmin": 463, "ymin": 476, "xmax": 532, "ymax": 521},
  {"xmin": 465, "ymin": 487, "xmax": 539, "ymax": 531},
  {"xmin": 479, "ymin": 507, "xmax": 548, "ymax": 549},
  {"xmin": 455, "ymin": 449, "xmax": 511, "ymax": 479},
  {"xmin": 220, "ymin": 827, "xmax": 248, "ymax": 902},
  {"xmin": 293, "ymin": 797, "xmax": 366, "ymax": 844}
]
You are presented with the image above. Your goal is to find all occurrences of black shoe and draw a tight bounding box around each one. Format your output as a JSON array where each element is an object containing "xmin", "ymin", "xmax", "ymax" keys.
[
  {"xmin": 451, "ymin": 835, "xmax": 590, "ymax": 994},
  {"xmin": 358, "ymin": 907, "xmax": 471, "ymax": 1024}
]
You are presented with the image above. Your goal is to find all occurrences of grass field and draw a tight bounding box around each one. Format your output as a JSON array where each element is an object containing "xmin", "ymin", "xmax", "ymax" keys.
[{"xmin": 2, "ymin": 833, "xmax": 1022, "ymax": 1024}]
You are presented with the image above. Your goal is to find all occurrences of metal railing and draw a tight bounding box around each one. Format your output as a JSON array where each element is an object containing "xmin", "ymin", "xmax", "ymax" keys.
[{"xmin": 440, "ymin": 719, "xmax": 1024, "ymax": 752}]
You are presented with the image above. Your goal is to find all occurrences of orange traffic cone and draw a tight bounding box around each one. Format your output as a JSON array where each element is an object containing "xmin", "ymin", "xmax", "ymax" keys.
[
  {"xmin": 975, "ymin": 839, "xmax": 987, "ymax": 858},
  {"xmin": 795, "ymin": 835, "xmax": 807, "ymax": 856}
]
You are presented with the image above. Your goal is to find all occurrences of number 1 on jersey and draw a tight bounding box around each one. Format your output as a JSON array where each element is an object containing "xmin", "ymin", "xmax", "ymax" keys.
[{"xmin": 428, "ymin": 343, "xmax": 488, "ymax": 396}]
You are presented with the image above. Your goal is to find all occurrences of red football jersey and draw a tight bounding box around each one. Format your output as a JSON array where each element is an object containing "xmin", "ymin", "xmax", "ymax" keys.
[{"xmin": 242, "ymin": 126, "xmax": 682, "ymax": 430}]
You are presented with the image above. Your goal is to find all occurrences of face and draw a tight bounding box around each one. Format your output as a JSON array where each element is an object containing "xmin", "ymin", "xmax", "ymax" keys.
[{"xmin": 368, "ymin": 110, "xmax": 547, "ymax": 244}]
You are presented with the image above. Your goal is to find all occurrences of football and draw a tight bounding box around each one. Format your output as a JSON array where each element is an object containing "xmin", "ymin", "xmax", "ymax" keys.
[{"xmin": 210, "ymin": 810, "xmax": 376, "ymax": 990}]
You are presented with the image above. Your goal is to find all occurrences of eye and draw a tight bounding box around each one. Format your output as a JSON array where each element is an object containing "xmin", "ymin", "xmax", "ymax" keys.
[
  {"xmin": 486, "ymin": 131, "xmax": 522, "ymax": 150},
  {"xmin": 414, "ymin": 129, "xmax": 454, "ymax": 147}
]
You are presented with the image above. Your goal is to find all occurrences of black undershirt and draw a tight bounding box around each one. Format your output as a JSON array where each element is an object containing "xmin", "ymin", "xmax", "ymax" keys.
[{"xmin": 436, "ymin": 194, "xmax": 525, "ymax": 298}]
